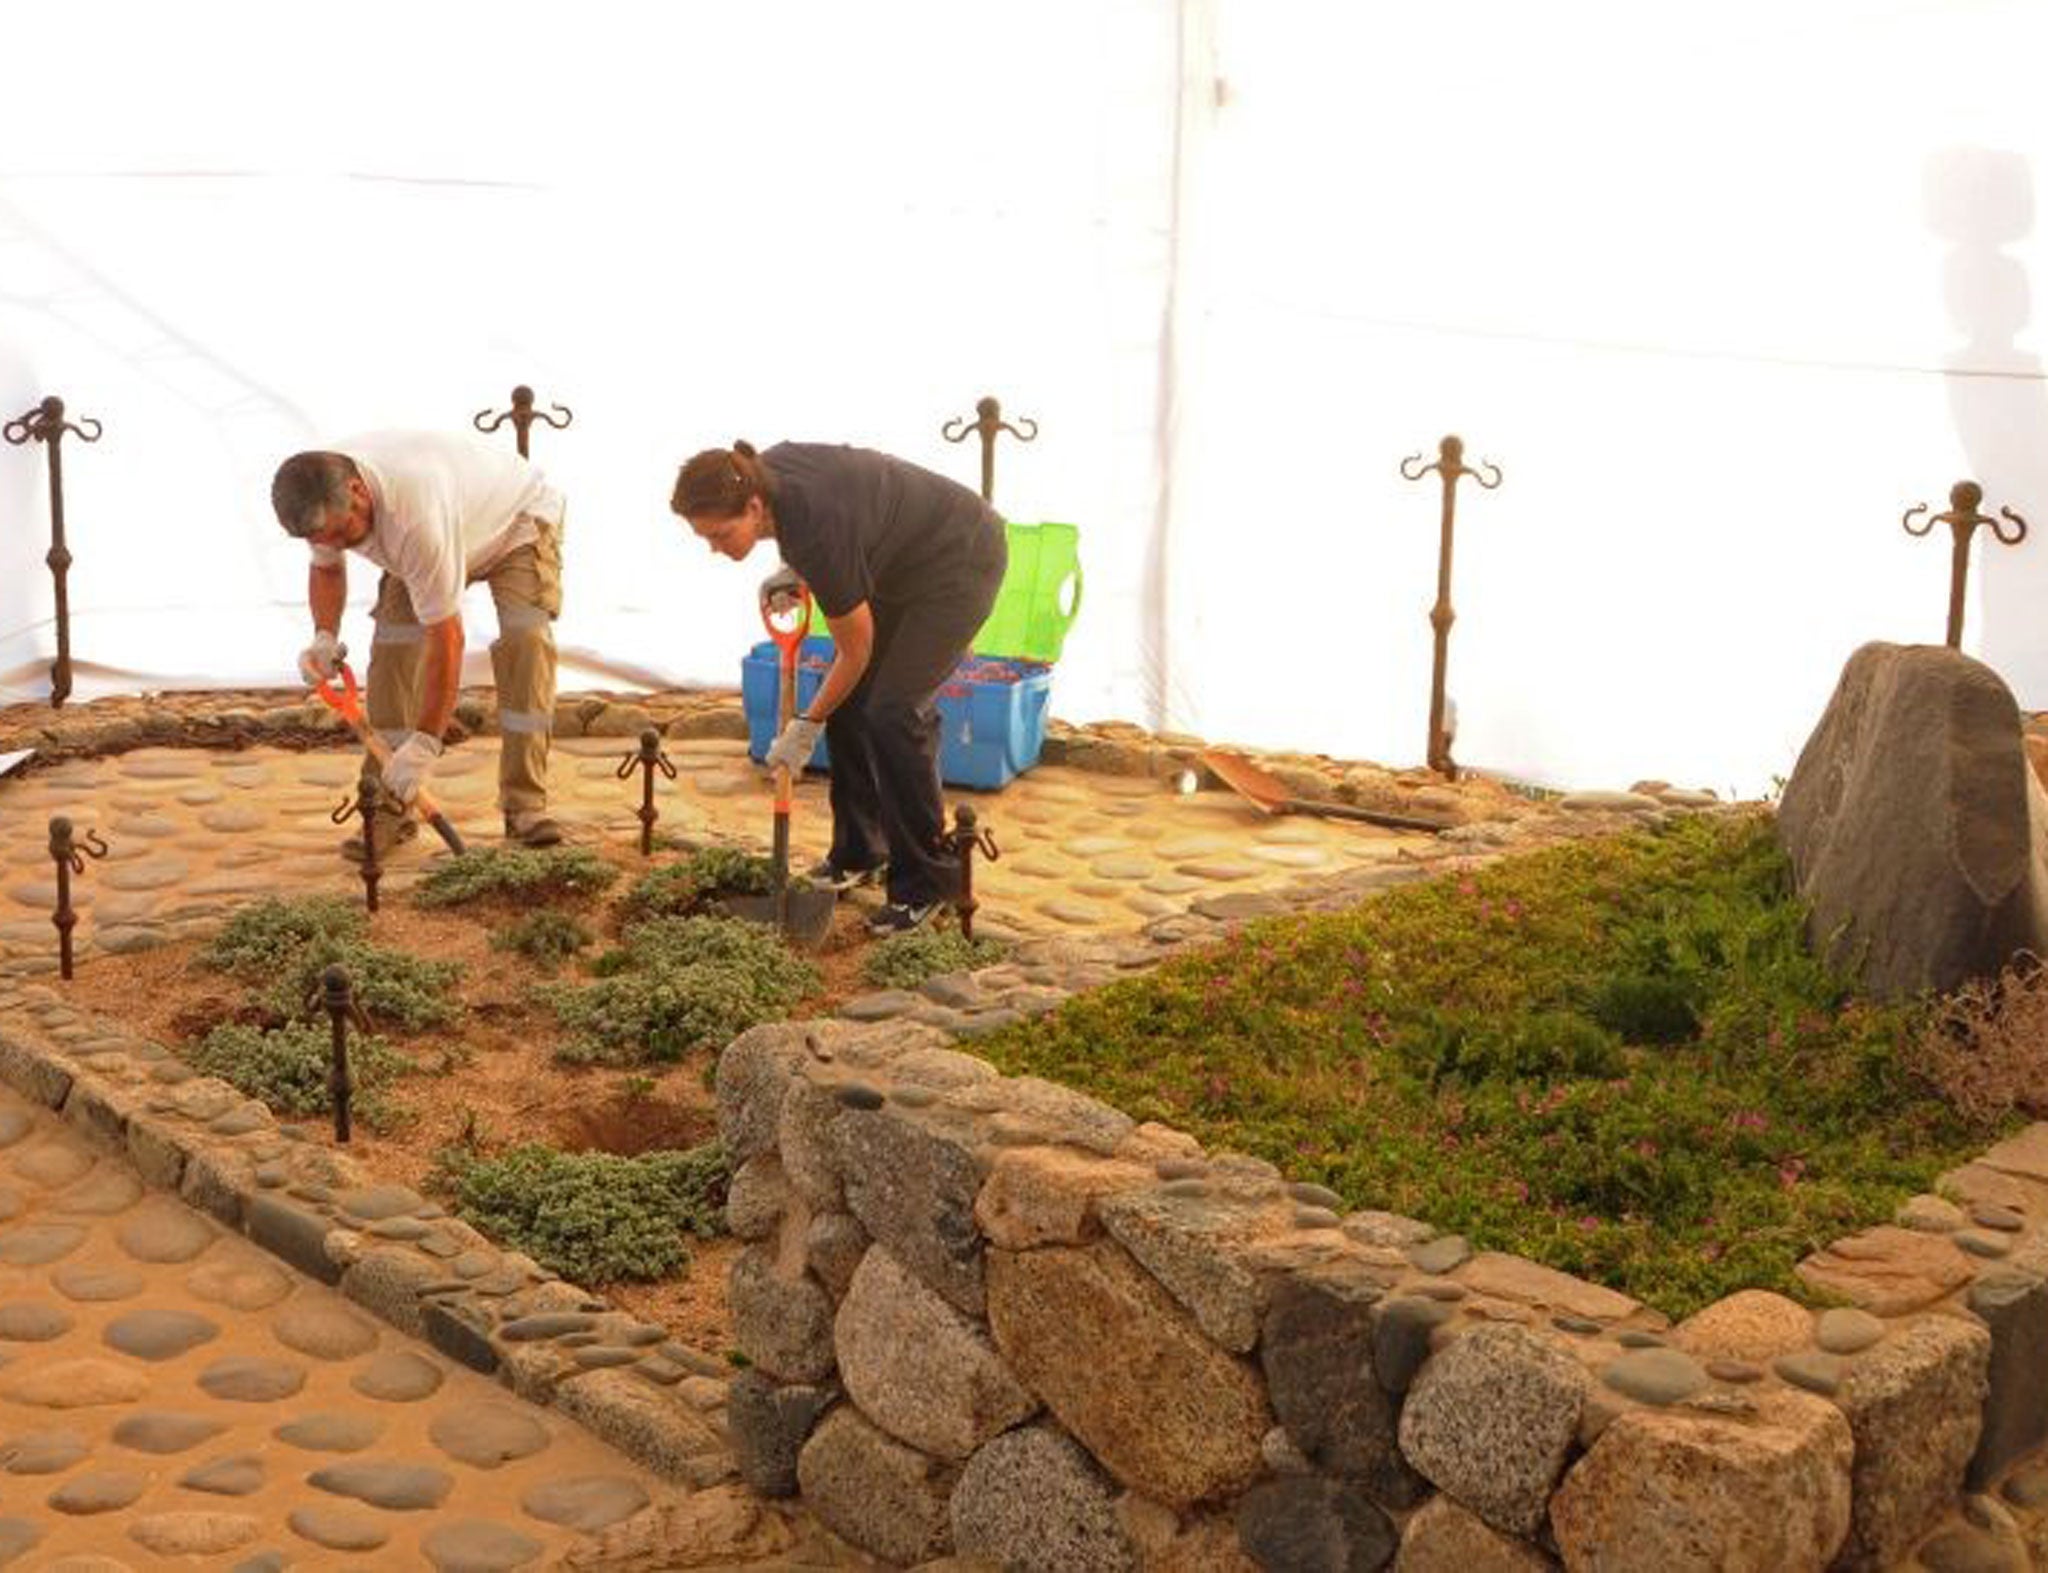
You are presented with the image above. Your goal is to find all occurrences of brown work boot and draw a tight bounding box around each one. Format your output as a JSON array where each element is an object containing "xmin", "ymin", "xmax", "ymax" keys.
[
  {"xmin": 504, "ymin": 810, "xmax": 564, "ymax": 848},
  {"xmin": 340, "ymin": 812, "xmax": 417, "ymax": 863}
]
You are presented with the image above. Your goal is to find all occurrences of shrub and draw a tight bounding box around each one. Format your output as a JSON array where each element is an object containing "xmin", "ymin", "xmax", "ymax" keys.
[
  {"xmin": 259, "ymin": 938, "xmax": 463, "ymax": 1034},
  {"xmin": 550, "ymin": 915, "xmax": 818, "ymax": 1066},
  {"xmin": 1907, "ymin": 954, "xmax": 2048, "ymax": 1125},
  {"xmin": 617, "ymin": 845, "xmax": 778, "ymax": 925},
  {"xmin": 414, "ymin": 847, "xmax": 618, "ymax": 909},
  {"xmin": 201, "ymin": 897, "xmax": 363, "ymax": 979},
  {"xmin": 1587, "ymin": 974, "xmax": 1701, "ymax": 1046},
  {"xmin": 188, "ymin": 1020, "xmax": 411, "ymax": 1125},
  {"xmin": 861, "ymin": 928, "xmax": 1012, "ymax": 990},
  {"xmin": 491, "ymin": 910, "xmax": 593, "ymax": 968},
  {"xmin": 444, "ymin": 1141, "xmax": 732, "ymax": 1283}
]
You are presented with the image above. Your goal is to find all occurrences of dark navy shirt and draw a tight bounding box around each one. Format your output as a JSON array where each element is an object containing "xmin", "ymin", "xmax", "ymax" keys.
[{"xmin": 763, "ymin": 442, "xmax": 1002, "ymax": 619}]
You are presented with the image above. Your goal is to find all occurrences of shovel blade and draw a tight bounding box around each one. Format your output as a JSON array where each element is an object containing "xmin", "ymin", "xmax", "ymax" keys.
[{"xmin": 719, "ymin": 889, "xmax": 837, "ymax": 951}]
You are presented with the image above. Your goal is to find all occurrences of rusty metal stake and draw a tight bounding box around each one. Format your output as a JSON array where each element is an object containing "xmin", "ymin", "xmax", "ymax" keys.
[
  {"xmin": 1399, "ymin": 435, "xmax": 1502, "ymax": 780},
  {"xmin": 4, "ymin": 396, "xmax": 104, "ymax": 707},
  {"xmin": 316, "ymin": 964, "xmax": 371, "ymax": 1144},
  {"xmin": 473, "ymin": 384, "xmax": 573, "ymax": 459},
  {"xmin": 615, "ymin": 728, "xmax": 679, "ymax": 857},
  {"xmin": 332, "ymin": 760, "xmax": 385, "ymax": 911},
  {"xmin": 47, "ymin": 816, "xmax": 108, "ymax": 980},
  {"xmin": 1902, "ymin": 481, "xmax": 2029, "ymax": 649},
  {"xmin": 940, "ymin": 394, "xmax": 1037, "ymax": 504},
  {"xmin": 942, "ymin": 805, "xmax": 1000, "ymax": 941}
]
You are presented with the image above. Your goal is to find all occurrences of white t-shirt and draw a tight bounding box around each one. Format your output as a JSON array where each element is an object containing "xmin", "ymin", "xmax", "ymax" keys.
[{"xmin": 309, "ymin": 430, "xmax": 564, "ymax": 624}]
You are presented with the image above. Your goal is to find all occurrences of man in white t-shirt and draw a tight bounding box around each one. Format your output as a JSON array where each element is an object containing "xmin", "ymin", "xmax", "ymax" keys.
[{"xmin": 271, "ymin": 431, "xmax": 566, "ymax": 857}]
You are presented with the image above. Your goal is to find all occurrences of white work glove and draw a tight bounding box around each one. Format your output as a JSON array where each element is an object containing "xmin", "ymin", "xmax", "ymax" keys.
[
  {"xmin": 764, "ymin": 715, "xmax": 824, "ymax": 774},
  {"xmin": 759, "ymin": 564, "xmax": 807, "ymax": 617},
  {"xmin": 298, "ymin": 630, "xmax": 346, "ymax": 685},
  {"xmin": 381, "ymin": 730, "xmax": 444, "ymax": 806}
]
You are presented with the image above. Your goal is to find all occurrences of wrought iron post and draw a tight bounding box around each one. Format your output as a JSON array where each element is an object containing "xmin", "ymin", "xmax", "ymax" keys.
[
  {"xmin": 47, "ymin": 816, "xmax": 108, "ymax": 980},
  {"xmin": 615, "ymin": 728, "xmax": 678, "ymax": 857},
  {"xmin": 1902, "ymin": 481, "xmax": 2029, "ymax": 649},
  {"xmin": 318, "ymin": 964, "xmax": 370, "ymax": 1145},
  {"xmin": 5, "ymin": 396, "xmax": 104, "ymax": 707},
  {"xmin": 1399, "ymin": 435, "xmax": 1503, "ymax": 780},
  {"xmin": 333, "ymin": 760, "xmax": 385, "ymax": 910},
  {"xmin": 940, "ymin": 394, "xmax": 1037, "ymax": 504},
  {"xmin": 942, "ymin": 805, "xmax": 1000, "ymax": 941},
  {"xmin": 473, "ymin": 385, "xmax": 573, "ymax": 460}
]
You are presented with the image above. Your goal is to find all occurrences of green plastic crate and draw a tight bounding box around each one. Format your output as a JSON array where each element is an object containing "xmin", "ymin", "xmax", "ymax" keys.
[{"xmin": 804, "ymin": 521, "xmax": 1083, "ymax": 662}]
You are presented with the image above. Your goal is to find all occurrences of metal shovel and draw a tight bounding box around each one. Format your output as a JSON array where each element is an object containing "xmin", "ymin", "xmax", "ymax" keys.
[{"xmin": 1199, "ymin": 748, "xmax": 1452, "ymax": 834}]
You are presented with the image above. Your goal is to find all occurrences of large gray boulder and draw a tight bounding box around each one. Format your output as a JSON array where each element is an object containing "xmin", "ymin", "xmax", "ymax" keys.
[{"xmin": 1777, "ymin": 642, "xmax": 2048, "ymax": 997}]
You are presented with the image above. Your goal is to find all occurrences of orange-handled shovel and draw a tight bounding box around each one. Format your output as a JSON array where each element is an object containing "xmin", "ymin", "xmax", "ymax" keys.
[
  {"xmin": 311, "ymin": 662, "xmax": 467, "ymax": 854},
  {"xmin": 761, "ymin": 578, "xmax": 814, "ymax": 933}
]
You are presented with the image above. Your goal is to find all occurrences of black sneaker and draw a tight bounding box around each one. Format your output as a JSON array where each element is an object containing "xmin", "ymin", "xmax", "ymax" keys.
[
  {"xmin": 808, "ymin": 857, "xmax": 886, "ymax": 893},
  {"xmin": 867, "ymin": 899, "xmax": 939, "ymax": 936}
]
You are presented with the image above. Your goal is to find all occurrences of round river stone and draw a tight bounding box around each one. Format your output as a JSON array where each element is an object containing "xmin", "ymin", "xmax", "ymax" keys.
[
  {"xmin": 0, "ymin": 1302, "xmax": 75, "ymax": 1341},
  {"xmin": 103, "ymin": 1309, "xmax": 222, "ymax": 1362},
  {"xmin": 199, "ymin": 1356, "xmax": 307, "ymax": 1403},
  {"xmin": 351, "ymin": 1351, "xmax": 445, "ymax": 1402},
  {"xmin": 428, "ymin": 1402, "xmax": 551, "ymax": 1468},
  {"xmin": 521, "ymin": 1475, "xmax": 651, "ymax": 1532},
  {"xmin": 270, "ymin": 1301, "xmax": 379, "ymax": 1361},
  {"xmin": 111, "ymin": 1411, "xmax": 229, "ymax": 1454},
  {"xmin": 275, "ymin": 1412, "xmax": 384, "ymax": 1453},
  {"xmin": 423, "ymin": 1520, "xmax": 544, "ymax": 1572}
]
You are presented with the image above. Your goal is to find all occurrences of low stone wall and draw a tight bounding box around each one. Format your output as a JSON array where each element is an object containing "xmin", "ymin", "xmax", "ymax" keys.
[{"xmin": 717, "ymin": 1003, "xmax": 2048, "ymax": 1570}]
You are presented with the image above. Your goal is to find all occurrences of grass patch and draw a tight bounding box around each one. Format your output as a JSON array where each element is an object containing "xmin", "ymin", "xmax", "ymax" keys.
[
  {"xmin": 548, "ymin": 915, "xmax": 819, "ymax": 1066},
  {"xmin": 189, "ymin": 1021, "xmax": 412, "ymax": 1127},
  {"xmin": 202, "ymin": 896, "xmax": 363, "ymax": 978},
  {"xmin": 202, "ymin": 895, "xmax": 461, "ymax": 1033},
  {"xmin": 440, "ymin": 1141, "xmax": 731, "ymax": 1283},
  {"xmin": 414, "ymin": 847, "xmax": 618, "ymax": 909},
  {"xmin": 491, "ymin": 910, "xmax": 593, "ymax": 969},
  {"xmin": 862, "ymin": 928, "xmax": 1012, "ymax": 990},
  {"xmin": 973, "ymin": 812, "xmax": 2004, "ymax": 1318}
]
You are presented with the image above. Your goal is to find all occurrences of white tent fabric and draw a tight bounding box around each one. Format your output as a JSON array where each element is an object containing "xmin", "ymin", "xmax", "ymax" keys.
[{"xmin": 3, "ymin": 0, "xmax": 2045, "ymax": 799}]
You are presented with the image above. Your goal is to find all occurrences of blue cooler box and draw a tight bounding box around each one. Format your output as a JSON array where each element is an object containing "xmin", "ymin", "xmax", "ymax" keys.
[{"xmin": 742, "ymin": 636, "xmax": 1052, "ymax": 790}]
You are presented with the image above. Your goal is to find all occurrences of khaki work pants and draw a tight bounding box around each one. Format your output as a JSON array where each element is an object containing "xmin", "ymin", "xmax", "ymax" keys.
[{"xmin": 364, "ymin": 514, "xmax": 563, "ymax": 817}]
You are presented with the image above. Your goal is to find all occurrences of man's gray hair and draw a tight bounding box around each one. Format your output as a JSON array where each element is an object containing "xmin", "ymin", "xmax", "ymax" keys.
[{"xmin": 271, "ymin": 451, "xmax": 358, "ymax": 538}]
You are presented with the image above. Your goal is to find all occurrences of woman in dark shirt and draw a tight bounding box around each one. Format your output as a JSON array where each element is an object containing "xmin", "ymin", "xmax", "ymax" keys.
[{"xmin": 672, "ymin": 439, "xmax": 1007, "ymax": 933}]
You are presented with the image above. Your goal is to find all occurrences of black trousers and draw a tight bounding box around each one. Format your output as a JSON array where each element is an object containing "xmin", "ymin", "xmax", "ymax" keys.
[{"xmin": 825, "ymin": 526, "xmax": 1007, "ymax": 905}]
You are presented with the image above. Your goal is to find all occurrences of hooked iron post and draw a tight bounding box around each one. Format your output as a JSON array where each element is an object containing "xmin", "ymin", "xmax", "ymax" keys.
[
  {"xmin": 473, "ymin": 384, "xmax": 573, "ymax": 460},
  {"xmin": 316, "ymin": 964, "xmax": 371, "ymax": 1144},
  {"xmin": 1902, "ymin": 481, "xmax": 2029, "ymax": 650},
  {"xmin": 940, "ymin": 394, "xmax": 1037, "ymax": 504},
  {"xmin": 1399, "ymin": 435, "xmax": 1502, "ymax": 780},
  {"xmin": 332, "ymin": 760, "xmax": 385, "ymax": 910},
  {"xmin": 47, "ymin": 815, "xmax": 108, "ymax": 981},
  {"xmin": 5, "ymin": 396, "xmax": 104, "ymax": 707},
  {"xmin": 942, "ymin": 804, "xmax": 1000, "ymax": 942},
  {"xmin": 616, "ymin": 728, "xmax": 679, "ymax": 857}
]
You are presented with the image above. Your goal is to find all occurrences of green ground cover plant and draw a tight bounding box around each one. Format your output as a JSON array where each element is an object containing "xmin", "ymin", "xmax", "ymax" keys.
[
  {"xmin": 413, "ymin": 846, "xmax": 618, "ymax": 909},
  {"xmin": 200, "ymin": 896, "xmax": 461, "ymax": 1032},
  {"xmin": 973, "ymin": 812, "xmax": 2006, "ymax": 1318},
  {"xmin": 616, "ymin": 845, "xmax": 779, "ymax": 924},
  {"xmin": 190, "ymin": 1021, "xmax": 412, "ymax": 1127},
  {"xmin": 862, "ymin": 928, "xmax": 1012, "ymax": 990},
  {"xmin": 548, "ymin": 914, "xmax": 819, "ymax": 1066},
  {"xmin": 491, "ymin": 910, "xmax": 593, "ymax": 969},
  {"xmin": 439, "ymin": 1141, "xmax": 731, "ymax": 1283}
]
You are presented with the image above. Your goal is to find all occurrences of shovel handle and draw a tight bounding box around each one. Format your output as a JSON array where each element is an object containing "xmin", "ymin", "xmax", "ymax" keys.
[{"xmin": 312, "ymin": 664, "xmax": 466, "ymax": 854}]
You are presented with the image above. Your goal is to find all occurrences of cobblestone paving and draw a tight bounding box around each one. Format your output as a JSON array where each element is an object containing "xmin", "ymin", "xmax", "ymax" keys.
[
  {"xmin": 0, "ymin": 1077, "xmax": 732, "ymax": 1570},
  {"xmin": 0, "ymin": 738, "xmax": 1430, "ymax": 975}
]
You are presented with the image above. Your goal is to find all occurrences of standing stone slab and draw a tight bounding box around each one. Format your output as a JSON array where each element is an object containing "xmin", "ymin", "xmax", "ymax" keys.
[
  {"xmin": 1966, "ymin": 1270, "xmax": 2048, "ymax": 1489},
  {"xmin": 779, "ymin": 1077, "xmax": 849, "ymax": 1213},
  {"xmin": 1397, "ymin": 1324, "xmax": 1588, "ymax": 1537},
  {"xmin": 833, "ymin": 1103, "xmax": 989, "ymax": 1317},
  {"xmin": 796, "ymin": 1406, "xmax": 956, "ymax": 1566},
  {"xmin": 1831, "ymin": 1313, "xmax": 1990, "ymax": 1570},
  {"xmin": 1775, "ymin": 642, "xmax": 2048, "ymax": 997},
  {"xmin": 1548, "ymin": 1389, "xmax": 1852, "ymax": 1572},
  {"xmin": 1795, "ymin": 1225, "xmax": 1974, "ymax": 1315},
  {"xmin": 975, "ymin": 1146, "xmax": 1154, "ymax": 1250},
  {"xmin": 1260, "ymin": 1262, "xmax": 1417, "ymax": 1506},
  {"xmin": 714, "ymin": 1023, "xmax": 813, "ymax": 1163},
  {"xmin": 951, "ymin": 1425, "xmax": 1135, "ymax": 1573},
  {"xmin": 986, "ymin": 1242, "xmax": 1269, "ymax": 1510},
  {"xmin": 835, "ymin": 1246, "xmax": 1037, "ymax": 1460}
]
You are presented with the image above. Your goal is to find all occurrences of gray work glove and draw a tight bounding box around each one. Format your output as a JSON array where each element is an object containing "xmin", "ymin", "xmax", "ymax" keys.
[
  {"xmin": 382, "ymin": 730, "xmax": 444, "ymax": 805},
  {"xmin": 764, "ymin": 715, "xmax": 824, "ymax": 774},
  {"xmin": 759, "ymin": 564, "xmax": 808, "ymax": 618},
  {"xmin": 298, "ymin": 629, "xmax": 346, "ymax": 685}
]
